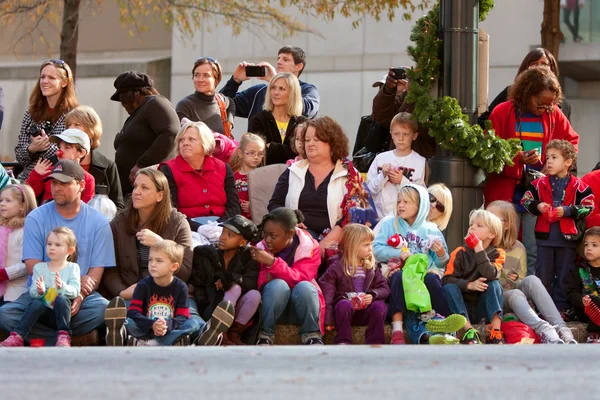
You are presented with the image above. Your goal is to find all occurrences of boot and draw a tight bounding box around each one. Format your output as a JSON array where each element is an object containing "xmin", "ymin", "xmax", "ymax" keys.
[{"xmin": 227, "ymin": 321, "xmax": 248, "ymax": 346}]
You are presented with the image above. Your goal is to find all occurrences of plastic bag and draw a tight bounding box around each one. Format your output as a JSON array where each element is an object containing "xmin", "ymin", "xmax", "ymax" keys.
[
  {"xmin": 402, "ymin": 254, "xmax": 432, "ymax": 313},
  {"xmin": 347, "ymin": 292, "xmax": 367, "ymax": 310},
  {"xmin": 501, "ymin": 321, "xmax": 540, "ymax": 344}
]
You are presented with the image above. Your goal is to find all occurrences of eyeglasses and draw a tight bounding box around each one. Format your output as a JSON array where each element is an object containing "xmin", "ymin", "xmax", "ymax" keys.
[
  {"xmin": 244, "ymin": 151, "xmax": 265, "ymax": 158},
  {"xmin": 46, "ymin": 59, "xmax": 68, "ymax": 78},
  {"xmin": 196, "ymin": 57, "xmax": 218, "ymax": 64},
  {"xmin": 429, "ymin": 193, "xmax": 445, "ymax": 213}
]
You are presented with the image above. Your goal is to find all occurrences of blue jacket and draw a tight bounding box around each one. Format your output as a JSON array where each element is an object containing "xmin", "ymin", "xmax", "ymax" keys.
[{"xmin": 220, "ymin": 77, "xmax": 320, "ymax": 120}]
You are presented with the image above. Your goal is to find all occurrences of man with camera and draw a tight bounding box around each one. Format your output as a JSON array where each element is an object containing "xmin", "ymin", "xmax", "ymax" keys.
[
  {"xmin": 372, "ymin": 67, "xmax": 436, "ymax": 159},
  {"xmin": 220, "ymin": 45, "xmax": 320, "ymax": 120}
]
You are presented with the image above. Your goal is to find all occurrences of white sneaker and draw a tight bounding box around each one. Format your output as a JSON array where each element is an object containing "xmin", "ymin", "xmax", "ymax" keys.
[{"xmin": 557, "ymin": 326, "xmax": 578, "ymax": 344}]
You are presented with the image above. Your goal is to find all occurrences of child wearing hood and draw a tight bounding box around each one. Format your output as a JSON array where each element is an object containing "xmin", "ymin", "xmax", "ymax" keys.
[{"xmin": 374, "ymin": 184, "xmax": 465, "ymax": 344}]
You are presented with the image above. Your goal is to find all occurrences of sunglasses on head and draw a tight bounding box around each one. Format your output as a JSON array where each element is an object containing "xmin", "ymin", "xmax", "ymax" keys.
[
  {"xmin": 46, "ymin": 58, "xmax": 68, "ymax": 78},
  {"xmin": 196, "ymin": 56, "xmax": 218, "ymax": 64},
  {"xmin": 429, "ymin": 193, "xmax": 445, "ymax": 213}
]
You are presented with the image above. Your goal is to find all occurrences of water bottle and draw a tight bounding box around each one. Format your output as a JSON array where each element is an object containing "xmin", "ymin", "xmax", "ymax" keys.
[{"xmin": 89, "ymin": 185, "xmax": 117, "ymax": 221}]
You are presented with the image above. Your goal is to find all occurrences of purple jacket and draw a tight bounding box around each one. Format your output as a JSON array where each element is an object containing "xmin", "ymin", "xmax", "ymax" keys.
[{"xmin": 318, "ymin": 256, "xmax": 391, "ymax": 325}]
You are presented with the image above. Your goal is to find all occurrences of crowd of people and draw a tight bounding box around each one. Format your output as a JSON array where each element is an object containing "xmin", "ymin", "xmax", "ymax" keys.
[{"xmin": 1, "ymin": 45, "xmax": 600, "ymax": 348}]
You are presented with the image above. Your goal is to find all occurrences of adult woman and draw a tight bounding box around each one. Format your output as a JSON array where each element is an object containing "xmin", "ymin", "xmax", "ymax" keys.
[
  {"xmin": 158, "ymin": 120, "xmax": 240, "ymax": 230},
  {"xmin": 484, "ymin": 66, "xmax": 579, "ymax": 276},
  {"xmin": 251, "ymin": 208, "xmax": 324, "ymax": 345},
  {"xmin": 112, "ymin": 71, "xmax": 179, "ymax": 196},
  {"xmin": 478, "ymin": 48, "xmax": 571, "ymax": 126},
  {"xmin": 176, "ymin": 57, "xmax": 235, "ymax": 136},
  {"xmin": 65, "ymin": 106, "xmax": 124, "ymax": 209},
  {"xmin": 15, "ymin": 59, "xmax": 78, "ymax": 180},
  {"xmin": 268, "ymin": 116, "xmax": 351, "ymax": 251},
  {"xmin": 248, "ymin": 72, "xmax": 302, "ymax": 164},
  {"xmin": 102, "ymin": 168, "xmax": 193, "ymax": 301}
]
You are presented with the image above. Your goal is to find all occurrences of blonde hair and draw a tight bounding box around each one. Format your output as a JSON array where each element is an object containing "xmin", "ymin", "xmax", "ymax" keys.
[
  {"xmin": 264, "ymin": 72, "xmax": 303, "ymax": 117},
  {"xmin": 47, "ymin": 226, "xmax": 78, "ymax": 262},
  {"xmin": 427, "ymin": 183, "xmax": 453, "ymax": 230},
  {"xmin": 0, "ymin": 184, "xmax": 38, "ymax": 227},
  {"xmin": 65, "ymin": 106, "xmax": 103, "ymax": 150},
  {"xmin": 229, "ymin": 133, "xmax": 266, "ymax": 172},
  {"xmin": 394, "ymin": 186, "xmax": 421, "ymax": 232},
  {"xmin": 151, "ymin": 239, "xmax": 184, "ymax": 268},
  {"xmin": 486, "ymin": 200, "xmax": 518, "ymax": 250},
  {"xmin": 468, "ymin": 209, "xmax": 503, "ymax": 247},
  {"xmin": 338, "ymin": 224, "xmax": 375, "ymax": 277},
  {"xmin": 176, "ymin": 121, "xmax": 215, "ymax": 156}
]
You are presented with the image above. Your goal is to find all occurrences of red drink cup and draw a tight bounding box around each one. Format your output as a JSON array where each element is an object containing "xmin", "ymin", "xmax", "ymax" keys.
[
  {"xmin": 30, "ymin": 338, "xmax": 45, "ymax": 347},
  {"xmin": 465, "ymin": 232, "xmax": 480, "ymax": 249}
]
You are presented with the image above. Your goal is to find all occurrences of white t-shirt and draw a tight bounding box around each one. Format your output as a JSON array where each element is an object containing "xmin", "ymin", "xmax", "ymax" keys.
[{"xmin": 367, "ymin": 149, "xmax": 426, "ymax": 218}]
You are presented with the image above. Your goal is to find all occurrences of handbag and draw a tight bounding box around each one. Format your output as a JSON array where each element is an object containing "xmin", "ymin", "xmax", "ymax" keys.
[
  {"xmin": 401, "ymin": 254, "xmax": 432, "ymax": 313},
  {"xmin": 215, "ymin": 94, "xmax": 234, "ymax": 140}
]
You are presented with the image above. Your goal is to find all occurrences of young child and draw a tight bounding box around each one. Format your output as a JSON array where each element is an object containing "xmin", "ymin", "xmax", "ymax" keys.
[
  {"xmin": 319, "ymin": 224, "xmax": 391, "ymax": 344},
  {"xmin": 190, "ymin": 215, "xmax": 260, "ymax": 345},
  {"xmin": 374, "ymin": 184, "xmax": 465, "ymax": 345},
  {"xmin": 521, "ymin": 139, "xmax": 594, "ymax": 314},
  {"xmin": 442, "ymin": 210, "xmax": 506, "ymax": 344},
  {"xmin": 488, "ymin": 200, "xmax": 576, "ymax": 344},
  {"xmin": 427, "ymin": 183, "xmax": 453, "ymax": 231},
  {"xmin": 367, "ymin": 112, "xmax": 426, "ymax": 218},
  {"xmin": 26, "ymin": 128, "xmax": 96, "ymax": 204},
  {"xmin": 124, "ymin": 240, "xmax": 200, "ymax": 346},
  {"xmin": 567, "ymin": 227, "xmax": 600, "ymax": 343},
  {"xmin": 65, "ymin": 105, "xmax": 124, "ymax": 209},
  {"xmin": 229, "ymin": 133, "xmax": 266, "ymax": 220},
  {"xmin": 0, "ymin": 184, "xmax": 38, "ymax": 303},
  {"xmin": 0, "ymin": 227, "xmax": 80, "ymax": 347},
  {"xmin": 286, "ymin": 119, "xmax": 307, "ymax": 165}
]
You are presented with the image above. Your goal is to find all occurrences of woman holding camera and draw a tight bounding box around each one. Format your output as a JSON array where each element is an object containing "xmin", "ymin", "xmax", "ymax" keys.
[
  {"xmin": 14, "ymin": 59, "xmax": 79, "ymax": 180},
  {"xmin": 248, "ymin": 72, "xmax": 302, "ymax": 165},
  {"xmin": 176, "ymin": 57, "xmax": 235, "ymax": 137}
]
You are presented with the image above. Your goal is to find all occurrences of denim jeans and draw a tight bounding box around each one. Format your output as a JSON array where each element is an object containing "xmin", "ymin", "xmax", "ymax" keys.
[
  {"xmin": 125, "ymin": 317, "xmax": 200, "ymax": 345},
  {"xmin": 517, "ymin": 211, "xmax": 537, "ymax": 276},
  {"xmin": 0, "ymin": 291, "xmax": 108, "ymax": 341},
  {"xmin": 14, "ymin": 295, "xmax": 71, "ymax": 338},
  {"xmin": 260, "ymin": 279, "xmax": 321, "ymax": 343},
  {"xmin": 443, "ymin": 280, "xmax": 503, "ymax": 324}
]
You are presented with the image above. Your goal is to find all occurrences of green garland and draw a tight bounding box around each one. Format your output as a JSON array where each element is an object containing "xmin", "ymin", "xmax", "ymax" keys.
[{"xmin": 405, "ymin": 0, "xmax": 521, "ymax": 174}]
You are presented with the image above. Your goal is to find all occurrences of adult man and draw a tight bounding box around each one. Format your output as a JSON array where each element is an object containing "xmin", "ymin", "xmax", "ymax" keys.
[
  {"xmin": 0, "ymin": 160, "xmax": 115, "ymax": 343},
  {"xmin": 220, "ymin": 45, "xmax": 320, "ymax": 120}
]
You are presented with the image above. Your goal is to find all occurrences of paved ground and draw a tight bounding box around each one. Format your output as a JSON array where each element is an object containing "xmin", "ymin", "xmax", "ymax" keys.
[{"xmin": 1, "ymin": 345, "xmax": 595, "ymax": 400}]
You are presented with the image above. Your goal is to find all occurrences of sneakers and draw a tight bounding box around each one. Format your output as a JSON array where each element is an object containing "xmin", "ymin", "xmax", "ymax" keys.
[
  {"xmin": 539, "ymin": 330, "xmax": 564, "ymax": 344},
  {"xmin": 55, "ymin": 331, "xmax": 71, "ymax": 347},
  {"xmin": 460, "ymin": 328, "xmax": 481, "ymax": 345},
  {"xmin": 429, "ymin": 333, "xmax": 460, "ymax": 345},
  {"xmin": 425, "ymin": 314, "xmax": 467, "ymax": 334},
  {"xmin": 560, "ymin": 307, "xmax": 578, "ymax": 322},
  {"xmin": 557, "ymin": 326, "xmax": 577, "ymax": 344},
  {"xmin": 586, "ymin": 332, "xmax": 600, "ymax": 343},
  {"xmin": 0, "ymin": 332, "xmax": 24, "ymax": 347},
  {"xmin": 104, "ymin": 296, "xmax": 127, "ymax": 346},
  {"xmin": 485, "ymin": 325, "xmax": 505, "ymax": 344},
  {"xmin": 256, "ymin": 337, "xmax": 274, "ymax": 346},
  {"xmin": 305, "ymin": 337, "xmax": 324, "ymax": 345},
  {"xmin": 390, "ymin": 330, "xmax": 406, "ymax": 344},
  {"xmin": 194, "ymin": 300, "xmax": 235, "ymax": 346}
]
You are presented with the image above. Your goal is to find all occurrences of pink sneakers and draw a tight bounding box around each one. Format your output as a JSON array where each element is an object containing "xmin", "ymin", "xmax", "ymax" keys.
[
  {"xmin": 390, "ymin": 331, "xmax": 406, "ymax": 344},
  {"xmin": 55, "ymin": 331, "xmax": 71, "ymax": 347},
  {"xmin": 0, "ymin": 332, "xmax": 24, "ymax": 347}
]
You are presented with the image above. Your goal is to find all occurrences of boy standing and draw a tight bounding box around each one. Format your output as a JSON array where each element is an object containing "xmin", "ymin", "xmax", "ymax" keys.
[
  {"xmin": 367, "ymin": 112, "xmax": 426, "ymax": 218},
  {"xmin": 125, "ymin": 240, "xmax": 200, "ymax": 346},
  {"xmin": 442, "ymin": 210, "xmax": 506, "ymax": 344},
  {"xmin": 521, "ymin": 139, "xmax": 594, "ymax": 314},
  {"xmin": 26, "ymin": 128, "xmax": 96, "ymax": 203},
  {"xmin": 567, "ymin": 227, "xmax": 600, "ymax": 343}
]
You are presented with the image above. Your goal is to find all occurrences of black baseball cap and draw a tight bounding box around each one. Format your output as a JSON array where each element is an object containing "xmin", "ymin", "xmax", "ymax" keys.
[
  {"xmin": 44, "ymin": 160, "xmax": 85, "ymax": 183},
  {"xmin": 110, "ymin": 71, "xmax": 154, "ymax": 101},
  {"xmin": 220, "ymin": 215, "xmax": 258, "ymax": 242}
]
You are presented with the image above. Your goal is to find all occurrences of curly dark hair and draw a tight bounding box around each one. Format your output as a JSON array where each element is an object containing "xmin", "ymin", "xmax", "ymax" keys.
[
  {"xmin": 546, "ymin": 139, "xmax": 577, "ymax": 170},
  {"xmin": 300, "ymin": 116, "xmax": 349, "ymax": 163},
  {"xmin": 508, "ymin": 66, "xmax": 563, "ymax": 114}
]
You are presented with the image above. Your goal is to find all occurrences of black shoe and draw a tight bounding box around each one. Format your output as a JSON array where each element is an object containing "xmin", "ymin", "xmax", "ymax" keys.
[
  {"xmin": 256, "ymin": 338, "xmax": 274, "ymax": 346},
  {"xmin": 194, "ymin": 300, "xmax": 235, "ymax": 346},
  {"xmin": 305, "ymin": 338, "xmax": 324, "ymax": 345},
  {"xmin": 104, "ymin": 296, "xmax": 127, "ymax": 346},
  {"xmin": 560, "ymin": 307, "xmax": 578, "ymax": 322},
  {"xmin": 174, "ymin": 335, "xmax": 191, "ymax": 346}
]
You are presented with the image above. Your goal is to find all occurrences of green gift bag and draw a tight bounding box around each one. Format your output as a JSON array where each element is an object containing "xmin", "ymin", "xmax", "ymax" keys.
[{"xmin": 402, "ymin": 254, "xmax": 432, "ymax": 313}]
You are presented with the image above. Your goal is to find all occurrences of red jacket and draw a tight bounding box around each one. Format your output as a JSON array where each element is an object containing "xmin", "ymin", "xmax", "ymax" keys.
[
  {"xmin": 483, "ymin": 101, "xmax": 579, "ymax": 206},
  {"xmin": 160, "ymin": 155, "xmax": 227, "ymax": 219},
  {"xmin": 581, "ymin": 170, "xmax": 600, "ymax": 229},
  {"xmin": 26, "ymin": 168, "xmax": 95, "ymax": 204},
  {"xmin": 521, "ymin": 174, "xmax": 594, "ymax": 240}
]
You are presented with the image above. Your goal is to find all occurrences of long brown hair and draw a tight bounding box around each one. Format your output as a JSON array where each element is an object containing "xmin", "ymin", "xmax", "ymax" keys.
[
  {"xmin": 125, "ymin": 168, "xmax": 172, "ymax": 235},
  {"xmin": 516, "ymin": 48, "xmax": 559, "ymax": 77},
  {"xmin": 29, "ymin": 59, "xmax": 78, "ymax": 123}
]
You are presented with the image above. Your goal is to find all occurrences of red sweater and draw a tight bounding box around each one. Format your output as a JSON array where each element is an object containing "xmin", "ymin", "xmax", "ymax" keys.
[
  {"xmin": 26, "ymin": 168, "xmax": 95, "ymax": 204},
  {"xmin": 160, "ymin": 155, "xmax": 227, "ymax": 219},
  {"xmin": 581, "ymin": 170, "xmax": 600, "ymax": 229},
  {"xmin": 483, "ymin": 101, "xmax": 579, "ymax": 206}
]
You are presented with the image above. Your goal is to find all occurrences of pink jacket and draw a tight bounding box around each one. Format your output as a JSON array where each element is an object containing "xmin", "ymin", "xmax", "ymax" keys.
[{"xmin": 257, "ymin": 227, "xmax": 325, "ymax": 333}]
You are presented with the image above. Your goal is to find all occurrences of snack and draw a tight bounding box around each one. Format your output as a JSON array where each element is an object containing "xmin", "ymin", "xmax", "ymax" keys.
[
  {"xmin": 465, "ymin": 232, "xmax": 480, "ymax": 249},
  {"xmin": 347, "ymin": 292, "xmax": 367, "ymax": 310}
]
